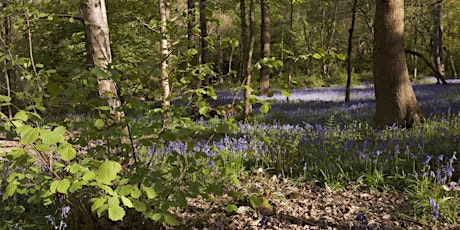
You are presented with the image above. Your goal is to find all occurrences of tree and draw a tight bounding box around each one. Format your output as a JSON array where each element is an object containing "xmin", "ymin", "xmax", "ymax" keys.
[
  {"xmin": 158, "ymin": 0, "xmax": 171, "ymax": 108},
  {"xmin": 260, "ymin": 0, "xmax": 270, "ymax": 95},
  {"xmin": 243, "ymin": 0, "xmax": 255, "ymax": 117},
  {"xmin": 431, "ymin": 1, "xmax": 445, "ymax": 83},
  {"xmin": 373, "ymin": 0, "xmax": 424, "ymax": 128},
  {"xmin": 345, "ymin": 0, "xmax": 358, "ymax": 102},
  {"xmin": 81, "ymin": 0, "xmax": 122, "ymax": 119}
]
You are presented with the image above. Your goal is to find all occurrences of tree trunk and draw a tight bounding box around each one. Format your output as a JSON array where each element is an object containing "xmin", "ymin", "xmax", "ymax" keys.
[
  {"xmin": 188, "ymin": 0, "xmax": 201, "ymax": 89},
  {"xmin": 1, "ymin": 0, "xmax": 12, "ymax": 119},
  {"xmin": 199, "ymin": 0, "xmax": 209, "ymax": 85},
  {"xmin": 259, "ymin": 0, "xmax": 270, "ymax": 95},
  {"xmin": 431, "ymin": 2, "xmax": 445, "ymax": 84},
  {"xmin": 286, "ymin": 0, "xmax": 293, "ymax": 103},
  {"xmin": 244, "ymin": 0, "xmax": 255, "ymax": 117},
  {"xmin": 240, "ymin": 0, "xmax": 248, "ymax": 83},
  {"xmin": 81, "ymin": 0, "xmax": 122, "ymax": 120},
  {"xmin": 345, "ymin": 0, "xmax": 357, "ymax": 102},
  {"xmin": 373, "ymin": 0, "xmax": 424, "ymax": 128},
  {"xmin": 158, "ymin": 0, "xmax": 171, "ymax": 107}
]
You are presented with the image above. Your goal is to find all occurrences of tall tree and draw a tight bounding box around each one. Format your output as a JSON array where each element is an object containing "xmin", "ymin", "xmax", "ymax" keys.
[
  {"xmin": 373, "ymin": 0, "xmax": 424, "ymax": 128},
  {"xmin": 199, "ymin": 0, "xmax": 210, "ymax": 85},
  {"xmin": 188, "ymin": 0, "xmax": 201, "ymax": 89},
  {"xmin": 345, "ymin": 0, "xmax": 358, "ymax": 102},
  {"xmin": 431, "ymin": 1, "xmax": 445, "ymax": 83},
  {"xmin": 158, "ymin": 0, "xmax": 171, "ymax": 107},
  {"xmin": 81, "ymin": 0, "xmax": 122, "ymax": 120},
  {"xmin": 244, "ymin": 0, "xmax": 255, "ymax": 117},
  {"xmin": 259, "ymin": 0, "xmax": 270, "ymax": 95}
]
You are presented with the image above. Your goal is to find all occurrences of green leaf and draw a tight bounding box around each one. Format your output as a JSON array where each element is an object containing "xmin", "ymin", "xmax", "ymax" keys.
[
  {"xmin": 40, "ymin": 129, "xmax": 63, "ymax": 145},
  {"xmin": 19, "ymin": 126, "xmax": 39, "ymax": 144},
  {"xmin": 50, "ymin": 180, "xmax": 59, "ymax": 194},
  {"xmin": 91, "ymin": 197, "xmax": 106, "ymax": 212},
  {"xmin": 57, "ymin": 179, "xmax": 71, "ymax": 194},
  {"xmin": 336, "ymin": 53, "xmax": 347, "ymax": 61},
  {"xmin": 57, "ymin": 145, "xmax": 77, "ymax": 161},
  {"xmin": 225, "ymin": 204, "xmax": 238, "ymax": 213},
  {"xmin": 94, "ymin": 119, "xmax": 105, "ymax": 129},
  {"xmin": 91, "ymin": 67, "xmax": 110, "ymax": 79},
  {"xmin": 96, "ymin": 161, "xmax": 121, "ymax": 185},
  {"xmin": 108, "ymin": 204, "xmax": 125, "ymax": 221},
  {"xmin": 312, "ymin": 53, "xmax": 323, "ymax": 60},
  {"xmin": 120, "ymin": 196, "xmax": 134, "ymax": 208},
  {"xmin": 108, "ymin": 196, "xmax": 120, "ymax": 206},
  {"xmin": 118, "ymin": 185, "xmax": 132, "ymax": 196},
  {"xmin": 3, "ymin": 181, "xmax": 18, "ymax": 200},
  {"xmin": 141, "ymin": 184, "xmax": 157, "ymax": 199},
  {"xmin": 249, "ymin": 196, "xmax": 264, "ymax": 208},
  {"xmin": 131, "ymin": 187, "xmax": 142, "ymax": 198},
  {"xmin": 150, "ymin": 213, "xmax": 162, "ymax": 221},
  {"xmin": 69, "ymin": 181, "xmax": 82, "ymax": 192},
  {"xmin": 164, "ymin": 213, "xmax": 179, "ymax": 226},
  {"xmin": 83, "ymin": 171, "xmax": 96, "ymax": 181},
  {"xmin": 259, "ymin": 102, "xmax": 271, "ymax": 114},
  {"xmin": 280, "ymin": 89, "xmax": 291, "ymax": 97},
  {"xmin": 14, "ymin": 110, "xmax": 28, "ymax": 121},
  {"xmin": 133, "ymin": 200, "xmax": 147, "ymax": 212}
]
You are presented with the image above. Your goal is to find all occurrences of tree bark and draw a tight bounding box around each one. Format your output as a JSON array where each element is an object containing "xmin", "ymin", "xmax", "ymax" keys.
[
  {"xmin": 199, "ymin": 0, "xmax": 209, "ymax": 85},
  {"xmin": 431, "ymin": 2, "xmax": 445, "ymax": 84},
  {"xmin": 244, "ymin": 0, "xmax": 255, "ymax": 117},
  {"xmin": 81, "ymin": 0, "xmax": 122, "ymax": 120},
  {"xmin": 259, "ymin": 0, "xmax": 270, "ymax": 95},
  {"xmin": 158, "ymin": 0, "xmax": 171, "ymax": 107},
  {"xmin": 373, "ymin": 0, "xmax": 424, "ymax": 128},
  {"xmin": 188, "ymin": 0, "xmax": 201, "ymax": 89},
  {"xmin": 345, "ymin": 0, "xmax": 357, "ymax": 102}
]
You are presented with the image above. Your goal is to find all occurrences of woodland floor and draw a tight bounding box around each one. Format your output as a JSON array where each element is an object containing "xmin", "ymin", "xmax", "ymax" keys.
[{"xmin": 153, "ymin": 173, "xmax": 459, "ymax": 230}]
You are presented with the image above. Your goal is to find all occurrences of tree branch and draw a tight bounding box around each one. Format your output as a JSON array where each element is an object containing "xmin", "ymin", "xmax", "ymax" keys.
[{"xmin": 405, "ymin": 49, "xmax": 448, "ymax": 84}]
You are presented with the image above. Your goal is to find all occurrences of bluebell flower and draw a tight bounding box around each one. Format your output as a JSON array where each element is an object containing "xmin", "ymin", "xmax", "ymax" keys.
[{"xmin": 429, "ymin": 198, "xmax": 440, "ymax": 220}]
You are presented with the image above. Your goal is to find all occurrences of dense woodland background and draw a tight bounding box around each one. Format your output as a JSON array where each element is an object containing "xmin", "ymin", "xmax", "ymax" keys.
[{"xmin": 1, "ymin": 0, "xmax": 460, "ymax": 229}]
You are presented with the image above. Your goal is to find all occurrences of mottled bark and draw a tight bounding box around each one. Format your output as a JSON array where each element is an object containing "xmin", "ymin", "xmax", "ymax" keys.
[
  {"xmin": 373, "ymin": 0, "xmax": 424, "ymax": 128},
  {"xmin": 158, "ymin": 0, "xmax": 171, "ymax": 107},
  {"xmin": 431, "ymin": 2, "xmax": 445, "ymax": 83},
  {"xmin": 259, "ymin": 0, "xmax": 270, "ymax": 95},
  {"xmin": 244, "ymin": 0, "xmax": 255, "ymax": 117},
  {"xmin": 81, "ymin": 0, "xmax": 122, "ymax": 120}
]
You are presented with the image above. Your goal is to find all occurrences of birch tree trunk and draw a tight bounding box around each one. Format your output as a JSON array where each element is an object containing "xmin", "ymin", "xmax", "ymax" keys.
[
  {"xmin": 373, "ymin": 0, "xmax": 424, "ymax": 128},
  {"xmin": 81, "ymin": 0, "xmax": 122, "ymax": 120},
  {"xmin": 158, "ymin": 0, "xmax": 171, "ymax": 107}
]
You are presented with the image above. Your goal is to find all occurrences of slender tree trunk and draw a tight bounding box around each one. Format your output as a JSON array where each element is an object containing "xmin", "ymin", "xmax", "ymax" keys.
[
  {"xmin": 431, "ymin": 2, "xmax": 445, "ymax": 84},
  {"xmin": 188, "ymin": 0, "xmax": 201, "ymax": 89},
  {"xmin": 81, "ymin": 0, "xmax": 122, "ymax": 120},
  {"xmin": 240, "ymin": 0, "xmax": 248, "ymax": 83},
  {"xmin": 244, "ymin": 0, "xmax": 255, "ymax": 117},
  {"xmin": 158, "ymin": 0, "xmax": 170, "ymax": 107},
  {"xmin": 259, "ymin": 0, "xmax": 270, "ymax": 95},
  {"xmin": 199, "ymin": 0, "xmax": 209, "ymax": 85},
  {"xmin": 287, "ymin": 0, "xmax": 293, "ymax": 103},
  {"xmin": 373, "ymin": 0, "xmax": 424, "ymax": 128},
  {"xmin": 1, "ymin": 0, "xmax": 12, "ymax": 118},
  {"xmin": 345, "ymin": 0, "xmax": 357, "ymax": 102}
]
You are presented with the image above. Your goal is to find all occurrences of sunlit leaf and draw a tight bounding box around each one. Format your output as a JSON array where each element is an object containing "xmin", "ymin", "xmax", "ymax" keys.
[
  {"xmin": 108, "ymin": 204, "xmax": 125, "ymax": 221},
  {"xmin": 96, "ymin": 161, "xmax": 121, "ymax": 185}
]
